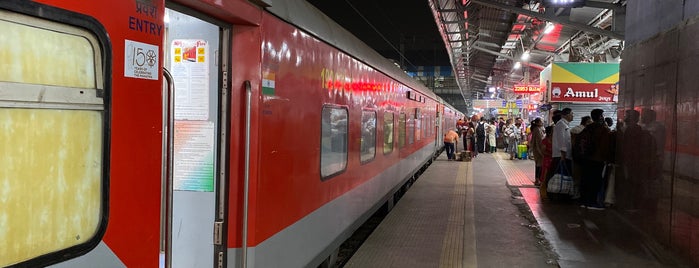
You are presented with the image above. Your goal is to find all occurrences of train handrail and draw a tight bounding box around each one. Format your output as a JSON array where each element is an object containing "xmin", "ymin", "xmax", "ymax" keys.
[
  {"xmin": 242, "ymin": 80, "xmax": 252, "ymax": 268},
  {"xmin": 162, "ymin": 68, "xmax": 175, "ymax": 268}
]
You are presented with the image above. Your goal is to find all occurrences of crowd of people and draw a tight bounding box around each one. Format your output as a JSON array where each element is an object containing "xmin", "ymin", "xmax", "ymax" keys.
[
  {"xmin": 444, "ymin": 108, "xmax": 624, "ymax": 210},
  {"xmin": 446, "ymin": 115, "xmax": 531, "ymax": 161}
]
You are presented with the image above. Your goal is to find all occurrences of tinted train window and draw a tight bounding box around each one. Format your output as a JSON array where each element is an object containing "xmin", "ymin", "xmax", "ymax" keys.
[
  {"xmin": 360, "ymin": 110, "xmax": 376, "ymax": 163},
  {"xmin": 407, "ymin": 112, "xmax": 414, "ymax": 145},
  {"xmin": 383, "ymin": 112, "xmax": 394, "ymax": 154},
  {"xmin": 0, "ymin": 9, "xmax": 106, "ymax": 267},
  {"xmin": 415, "ymin": 110, "xmax": 422, "ymax": 141},
  {"xmin": 321, "ymin": 106, "xmax": 348, "ymax": 179},
  {"xmin": 398, "ymin": 113, "xmax": 406, "ymax": 148}
]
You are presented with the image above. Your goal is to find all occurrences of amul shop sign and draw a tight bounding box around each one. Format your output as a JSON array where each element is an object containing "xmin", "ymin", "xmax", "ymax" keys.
[{"xmin": 546, "ymin": 62, "xmax": 619, "ymax": 103}]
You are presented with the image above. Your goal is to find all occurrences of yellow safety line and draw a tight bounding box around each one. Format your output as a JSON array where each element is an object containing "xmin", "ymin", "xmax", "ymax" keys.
[
  {"xmin": 462, "ymin": 159, "xmax": 477, "ymax": 268},
  {"xmin": 438, "ymin": 160, "xmax": 477, "ymax": 268}
]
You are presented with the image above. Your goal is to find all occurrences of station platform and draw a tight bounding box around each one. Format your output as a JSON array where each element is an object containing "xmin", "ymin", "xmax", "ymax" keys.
[{"xmin": 344, "ymin": 151, "xmax": 690, "ymax": 268}]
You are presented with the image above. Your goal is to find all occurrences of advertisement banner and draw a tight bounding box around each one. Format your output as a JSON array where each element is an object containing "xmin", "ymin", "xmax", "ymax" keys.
[
  {"xmin": 548, "ymin": 62, "xmax": 619, "ymax": 103},
  {"xmin": 550, "ymin": 83, "xmax": 618, "ymax": 103}
]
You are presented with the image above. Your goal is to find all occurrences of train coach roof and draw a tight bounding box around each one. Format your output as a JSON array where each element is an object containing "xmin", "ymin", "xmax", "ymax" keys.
[{"xmin": 265, "ymin": 0, "xmax": 438, "ymax": 102}]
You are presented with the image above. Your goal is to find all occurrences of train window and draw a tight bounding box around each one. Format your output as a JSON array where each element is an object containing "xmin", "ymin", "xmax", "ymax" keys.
[
  {"xmin": 321, "ymin": 106, "xmax": 348, "ymax": 179},
  {"xmin": 425, "ymin": 115, "xmax": 430, "ymax": 137},
  {"xmin": 413, "ymin": 108, "xmax": 422, "ymax": 141},
  {"xmin": 360, "ymin": 110, "xmax": 376, "ymax": 163},
  {"xmin": 398, "ymin": 113, "xmax": 406, "ymax": 148},
  {"xmin": 407, "ymin": 112, "xmax": 415, "ymax": 145},
  {"xmin": 416, "ymin": 113, "xmax": 422, "ymax": 141},
  {"xmin": 0, "ymin": 7, "xmax": 107, "ymax": 267},
  {"xmin": 383, "ymin": 112, "xmax": 394, "ymax": 154}
]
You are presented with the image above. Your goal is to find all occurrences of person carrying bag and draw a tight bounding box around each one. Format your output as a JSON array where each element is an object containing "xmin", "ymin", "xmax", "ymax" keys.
[{"xmin": 547, "ymin": 160, "xmax": 574, "ymax": 196}]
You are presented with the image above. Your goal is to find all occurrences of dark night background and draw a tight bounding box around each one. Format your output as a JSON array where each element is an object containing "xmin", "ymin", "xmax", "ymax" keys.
[{"xmin": 307, "ymin": 0, "xmax": 451, "ymax": 68}]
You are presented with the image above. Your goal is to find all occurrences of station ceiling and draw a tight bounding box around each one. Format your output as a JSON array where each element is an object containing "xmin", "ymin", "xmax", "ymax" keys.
[{"xmin": 308, "ymin": 0, "xmax": 626, "ymax": 110}]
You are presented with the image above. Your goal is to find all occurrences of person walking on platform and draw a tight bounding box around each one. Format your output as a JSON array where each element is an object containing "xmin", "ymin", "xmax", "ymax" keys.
[
  {"xmin": 443, "ymin": 128, "xmax": 459, "ymax": 161},
  {"xmin": 576, "ymin": 109, "xmax": 613, "ymax": 210},
  {"xmin": 476, "ymin": 117, "xmax": 487, "ymax": 153}
]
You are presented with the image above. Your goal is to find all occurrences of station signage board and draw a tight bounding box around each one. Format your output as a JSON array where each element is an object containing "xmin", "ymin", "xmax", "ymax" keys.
[{"xmin": 513, "ymin": 85, "xmax": 540, "ymax": 93}]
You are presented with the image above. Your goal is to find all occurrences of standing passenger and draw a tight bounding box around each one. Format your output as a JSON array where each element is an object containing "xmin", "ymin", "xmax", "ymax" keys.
[
  {"xmin": 540, "ymin": 126, "xmax": 554, "ymax": 199},
  {"xmin": 487, "ymin": 118, "xmax": 497, "ymax": 153},
  {"xmin": 550, "ymin": 108, "xmax": 574, "ymax": 195},
  {"xmin": 570, "ymin": 115, "xmax": 592, "ymax": 199},
  {"xmin": 476, "ymin": 117, "xmax": 487, "ymax": 153},
  {"xmin": 530, "ymin": 118, "xmax": 545, "ymax": 185},
  {"xmin": 497, "ymin": 117, "xmax": 507, "ymax": 150},
  {"xmin": 504, "ymin": 119, "xmax": 519, "ymax": 160},
  {"xmin": 466, "ymin": 122, "xmax": 477, "ymax": 158},
  {"xmin": 578, "ymin": 109, "xmax": 613, "ymax": 210}
]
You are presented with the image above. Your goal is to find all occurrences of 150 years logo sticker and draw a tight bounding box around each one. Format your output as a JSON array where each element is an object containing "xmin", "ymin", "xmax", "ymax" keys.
[{"xmin": 125, "ymin": 39, "xmax": 159, "ymax": 80}]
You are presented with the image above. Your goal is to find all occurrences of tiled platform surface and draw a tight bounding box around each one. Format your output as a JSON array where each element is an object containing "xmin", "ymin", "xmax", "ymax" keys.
[{"xmin": 345, "ymin": 151, "xmax": 691, "ymax": 268}]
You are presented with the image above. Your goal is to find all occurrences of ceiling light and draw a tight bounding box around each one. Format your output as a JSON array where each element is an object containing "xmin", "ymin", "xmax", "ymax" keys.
[
  {"xmin": 521, "ymin": 51, "xmax": 530, "ymax": 61},
  {"xmin": 513, "ymin": 62, "xmax": 522, "ymax": 69},
  {"xmin": 544, "ymin": 22, "xmax": 555, "ymax": 34}
]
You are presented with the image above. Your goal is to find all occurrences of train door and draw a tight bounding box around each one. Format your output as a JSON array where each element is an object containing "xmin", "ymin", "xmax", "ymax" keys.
[{"xmin": 162, "ymin": 7, "xmax": 229, "ymax": 268}]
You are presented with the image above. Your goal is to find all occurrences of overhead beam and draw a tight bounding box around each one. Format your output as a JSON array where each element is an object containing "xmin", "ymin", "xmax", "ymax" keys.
[
  {"xmin": 584, "ymin": 0, "xmax": 623, "ymax": 10},
  {"xmin": 471, "ymin": 45, "xmax": 546, "ymax": 69},
  {"xmin": 473, "ymin": 40, "xmax": 502, "ymax": 49},
  {"xmin": 438, "ymin": 8, "xmax": 464, "ymax": 12},
  {"xmin": 470, "ymin": 0, "xmax": 624, "ymax": 40},
  {"xmin": 470, "ymin": 77, "xmax": 489, "ymax": 84}
]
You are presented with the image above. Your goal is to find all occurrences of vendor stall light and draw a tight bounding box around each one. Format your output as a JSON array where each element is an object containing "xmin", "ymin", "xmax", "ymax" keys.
[
  {"xmin": 513, "ymin": 62, "xmax": 521, "ymax": 69},
  {"xmin": 544, "ymin": 22, "xmax": 555, "ymax": 34},
  {"xmin": 521, "ymin": 51, "xmax": 530, "ymax": 61}
]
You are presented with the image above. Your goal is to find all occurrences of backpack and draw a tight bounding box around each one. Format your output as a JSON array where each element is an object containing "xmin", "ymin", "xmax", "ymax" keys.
[
  {"xmin": 572, "ymin": 126, "xmax": 595, "ymax": 161},
  {"xmin": 476, "ymin": 122, "xmax": 485, "ymax": 136}
]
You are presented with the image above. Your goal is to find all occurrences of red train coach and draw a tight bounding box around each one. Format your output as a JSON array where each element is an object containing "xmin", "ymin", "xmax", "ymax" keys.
[{"xmin": 0, "ymin": 0, "xmax": 462, "ymax": 267}]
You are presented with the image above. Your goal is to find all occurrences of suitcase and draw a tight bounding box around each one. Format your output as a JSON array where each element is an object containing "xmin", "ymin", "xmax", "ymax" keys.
[{"xmin": 517, "ymin": 144, "xmax": 528, "ymax": 159}]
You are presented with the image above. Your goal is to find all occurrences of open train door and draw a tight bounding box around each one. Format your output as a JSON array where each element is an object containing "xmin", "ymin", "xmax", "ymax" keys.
[{"xmin": 161, "ymin": 5, "xmax": 230, "ymax": 268}]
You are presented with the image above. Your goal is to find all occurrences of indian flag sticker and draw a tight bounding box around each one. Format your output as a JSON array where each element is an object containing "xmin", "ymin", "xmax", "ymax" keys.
[{"xmin": 262, "ymin": 72, "xmax": 275, "ymax": 95}]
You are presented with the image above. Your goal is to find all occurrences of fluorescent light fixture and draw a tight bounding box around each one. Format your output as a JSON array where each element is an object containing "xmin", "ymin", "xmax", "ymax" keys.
[
  {"xmin": 513, "ymin": 62, "xmax": 522, "ymax": 69},
  {"xmin": 544, "ymin": 22, "xmax": 555, "ymax": 34},
  {"xmin": 521, "ymin": 51, "xmax": 530, "ymax": 61}
]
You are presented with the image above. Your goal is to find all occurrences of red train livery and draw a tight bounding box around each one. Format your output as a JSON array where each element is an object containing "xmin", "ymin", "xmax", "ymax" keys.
[{"xmin": 0, "ymin": 0, "xmax": 462, "ymax": 267}]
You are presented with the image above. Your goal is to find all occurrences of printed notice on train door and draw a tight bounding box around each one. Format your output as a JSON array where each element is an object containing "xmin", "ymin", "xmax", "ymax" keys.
[
  {"xmin": 171, "ymin": 39, "xmax": 210, "ymax": 121},
  {"xmin": 124, "ymin": 40, "xmax": 159, "ymax": 80},
  {"xmin": 173, "ymin": 121, "xmax": 215, "ymax": 192}
]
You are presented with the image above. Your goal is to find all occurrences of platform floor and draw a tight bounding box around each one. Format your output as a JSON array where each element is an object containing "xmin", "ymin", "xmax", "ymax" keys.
[{"xmin": 345, "ymin": 151, "xmax": 690, "ymax": 268}]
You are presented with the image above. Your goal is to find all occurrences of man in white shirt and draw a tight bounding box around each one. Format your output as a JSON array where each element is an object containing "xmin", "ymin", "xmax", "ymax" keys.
[
  {"xmin": 553, "ymin": 108, "xmax": 573, "ymax": 160},
  {"xmin": 550, "ymin": 108, "xmax": 574, "ymax": 193}
]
